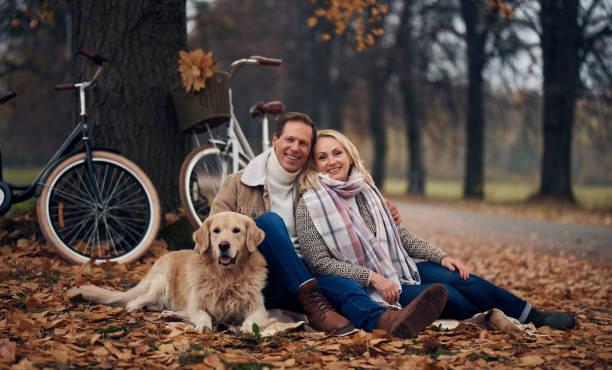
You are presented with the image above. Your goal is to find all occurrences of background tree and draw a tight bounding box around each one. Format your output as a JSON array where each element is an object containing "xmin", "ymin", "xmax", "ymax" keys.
[
  {"xmin": 536, "ymin": 0, "xmax": 612, "ymax": 201},
  {"xmin": 70, "ymin": 0, "xmax": 188, "ymax": 211}
]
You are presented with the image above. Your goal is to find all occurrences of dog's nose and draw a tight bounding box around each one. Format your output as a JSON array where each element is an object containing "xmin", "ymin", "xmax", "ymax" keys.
[{"xmin": 218, "ymin": 242, "xmax": 230, "ymax": 252}]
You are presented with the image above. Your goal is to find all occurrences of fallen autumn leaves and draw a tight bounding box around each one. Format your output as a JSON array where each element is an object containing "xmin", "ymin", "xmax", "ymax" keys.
[{"xmin": 0, "ymin": 216, "xmax": 611, "ymax": 369}]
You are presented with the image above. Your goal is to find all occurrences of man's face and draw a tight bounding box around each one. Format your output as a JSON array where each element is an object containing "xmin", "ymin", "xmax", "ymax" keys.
[{"xmin": 272, "ymin": 120, "xmax": 313, "ymax": 173}]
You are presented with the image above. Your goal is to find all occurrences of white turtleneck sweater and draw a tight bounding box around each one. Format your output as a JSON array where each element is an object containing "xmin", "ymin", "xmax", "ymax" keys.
[{"xmin": 266, "ymin": 152, "xmax": 301, "ymax": 255}]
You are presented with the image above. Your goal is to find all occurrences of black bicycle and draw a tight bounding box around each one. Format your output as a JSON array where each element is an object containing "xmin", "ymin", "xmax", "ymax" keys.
[{"xmin": 0, "ymin": 50, "xmax": 161, "ymax": 264}]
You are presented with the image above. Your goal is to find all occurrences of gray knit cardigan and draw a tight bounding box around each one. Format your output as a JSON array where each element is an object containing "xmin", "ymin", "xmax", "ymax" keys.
[{"xmin": 295, "ymin": 193, "xmax": 447, "ymax": 288}]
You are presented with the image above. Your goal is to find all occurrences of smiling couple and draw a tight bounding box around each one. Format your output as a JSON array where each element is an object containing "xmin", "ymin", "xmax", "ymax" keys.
[{"xmin": 209, "ymin": 112, "xmax": 575, "ymax": 337}]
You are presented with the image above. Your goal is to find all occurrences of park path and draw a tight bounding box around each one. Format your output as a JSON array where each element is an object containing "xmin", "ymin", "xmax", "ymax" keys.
[{"xmin": 394, "ymin": 200, "xmax": 612, "ymax": 262}]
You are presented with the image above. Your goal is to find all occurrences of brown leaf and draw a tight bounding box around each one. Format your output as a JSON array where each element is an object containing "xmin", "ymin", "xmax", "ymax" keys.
[
  {"xmin": 203, "ymin": 355, "xmax": 224, "ymax": 370},
  {"xmin": 519, "ymin": 355, "xmax": 545, "ymax": 366},
  {"xmin": 11, "ymin": 358, "xmax": 35, "ymax": 370},
  {"xmin": 24, "ymin": 296, "xmax": 41, "ymax": 310},
  {"xmin": 422, "ymin": 339, "xmax": 442, "ymax": 354},
  {"xmin": 0, "ymin": 340, "xmax": 16, "ymax": 362}
]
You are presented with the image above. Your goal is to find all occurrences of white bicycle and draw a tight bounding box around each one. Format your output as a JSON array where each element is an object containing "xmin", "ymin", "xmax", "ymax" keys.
[{"xmin": 177, "ymin": 56, "xmax": 284, "ymax": 227}]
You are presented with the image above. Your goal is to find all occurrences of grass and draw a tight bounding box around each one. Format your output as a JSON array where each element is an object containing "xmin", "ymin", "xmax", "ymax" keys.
[
  {"xmin": 383, "ymin": 179, "xmax": 612, "ymax": 210},
  {"xmin": 2, "ymin": 167, "xmax": 42, "ymax": 184},
  {"xmin": 1, "ymin": 167, "xmax": 41, "ymax": 219}
]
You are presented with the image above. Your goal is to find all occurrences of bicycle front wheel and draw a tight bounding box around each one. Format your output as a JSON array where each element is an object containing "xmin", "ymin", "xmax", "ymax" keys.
[
  {"xmin": 37, "ymin": 151, "xmax": 161, "ymax": 264},
  {"xmin": 179, "ymin": 144, "xmax": 248, "ymax": 228}
]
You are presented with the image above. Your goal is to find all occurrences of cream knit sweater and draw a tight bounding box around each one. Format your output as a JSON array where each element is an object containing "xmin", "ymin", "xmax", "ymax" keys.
[{"xmin": 266, "ymin": 152, "xmax": 301, "ymax": 254}]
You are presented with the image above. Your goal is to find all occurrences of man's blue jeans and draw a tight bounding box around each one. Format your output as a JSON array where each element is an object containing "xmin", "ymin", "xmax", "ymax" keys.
[
  {"xmin": 255, "ymin": 212, "xmax": 386, "ymax": 330},
  {"xmin": 399, "ymin": 262, "xmax": 532, "ymax": 323}
]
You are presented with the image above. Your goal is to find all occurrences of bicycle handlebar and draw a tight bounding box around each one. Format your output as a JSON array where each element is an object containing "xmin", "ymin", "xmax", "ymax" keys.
[
  {"xmin": 251, "ymin": 56, "xmax": 282, "ymax": 66},
  {"xmin": 79, "ymin": 49, "xmax": 109, "ymax": 66},
  {"xmin": 55, "ymin": 49, "xmax": 108, "ymax": 91},
  {"xmin": 55, "ymin": 83, "xmax": 76, "ymax": 91},
  {"xmin": 228, "ymin": 55, "xmax": 282, "ymax": 78}
]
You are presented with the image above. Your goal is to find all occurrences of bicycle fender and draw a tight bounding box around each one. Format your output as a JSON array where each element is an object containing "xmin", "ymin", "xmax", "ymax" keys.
[{"xmin": 34, "ymin": 147, "xmax": 121, "ymax": 196}]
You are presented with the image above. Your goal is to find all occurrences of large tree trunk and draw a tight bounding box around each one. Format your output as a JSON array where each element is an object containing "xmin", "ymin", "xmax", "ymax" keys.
[
  {"xmin": 399, "ymin": 78, "xmax": 426, "ymax": 195},
  {"xmin": 367, "ymin": 75, "xmax": 387, "ymax": 187},
  {"xmin": 397, "ymin": 1, "xmax": 425, "ymax": 195},
  {"xmin": 537, "ymin": 0, "xmax": 578, "ymax": 201},
  {"xmin": 461, "ymin": 0, "xmax": 488, "ymax": 199},
  {"xmin": 71, "ymin": 0, "xmax": 188, "ymax": 212}
]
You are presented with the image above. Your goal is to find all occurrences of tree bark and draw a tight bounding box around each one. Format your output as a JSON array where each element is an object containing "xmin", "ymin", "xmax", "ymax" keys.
[
  {"xmin": 368, "ymin": 74, "xmax": 387, "ymax": 188},
  {"xmin": 537, "ymin": 0, "xmax": 578, "ymax": 201},
  {"xmin": 461, "ymin": 0, "xmax": 489, "ymax": 199},
  {"xmin": 71, "ymin": 0, "xmax": 188, "ymax": 211},
  {"xmin": 396, "ymin": 1, "xmax": 425, "ymax": 195}
]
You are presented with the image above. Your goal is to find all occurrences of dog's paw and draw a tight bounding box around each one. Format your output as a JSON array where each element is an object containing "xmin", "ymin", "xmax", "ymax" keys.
[
  {"xmin": 191, "ymin": 312, "xmax": 213, "ymax": 333},
  {"xmin": 125, "ymin": 301, "xmax": 143, "ymax": 313},
  {"xmin": 240, "ymin": 321, "xmax": 255, "ymax": 334}
]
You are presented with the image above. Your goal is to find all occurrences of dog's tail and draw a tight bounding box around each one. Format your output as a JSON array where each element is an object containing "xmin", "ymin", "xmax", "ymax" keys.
[{"xmin": 66, "ymin": 280, "xmax": 150, "ymax": 306}]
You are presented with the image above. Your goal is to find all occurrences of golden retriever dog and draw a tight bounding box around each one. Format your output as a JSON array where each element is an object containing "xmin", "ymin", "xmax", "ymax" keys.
[{"xmin": 66, "ymin": 211, "xmax": 269, "ymax": 333}]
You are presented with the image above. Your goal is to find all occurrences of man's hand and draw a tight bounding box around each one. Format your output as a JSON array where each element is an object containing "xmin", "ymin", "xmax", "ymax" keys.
[
  {"xmin": 385, "ymin": 200, "xmax": 402, "ymax": 226},
  {"xmin": 441, "ymin": 256, "xmax": 470, "ymax": 280},
  {"xmin": 369, "ymin": 272, "xmax": 400, "ymax": 305}
]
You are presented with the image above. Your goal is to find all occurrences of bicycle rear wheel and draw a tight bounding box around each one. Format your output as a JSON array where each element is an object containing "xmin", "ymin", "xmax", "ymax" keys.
[
  {"xmin": 179, "ymin": 144, "xmax": 248, "ymax": 228},
  {"xmin": 37, "ymin": 151, "xmax": 161, "ymax": 264}
]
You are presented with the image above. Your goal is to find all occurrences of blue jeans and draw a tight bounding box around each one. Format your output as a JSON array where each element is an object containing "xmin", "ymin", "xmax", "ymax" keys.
[
  {"xmin": 255, "ymin": 212, "xmax": 386, "ymax": 330},
  {"xmin": 399, "ymin": 262, "xmax": 532, "ymax": 322}
]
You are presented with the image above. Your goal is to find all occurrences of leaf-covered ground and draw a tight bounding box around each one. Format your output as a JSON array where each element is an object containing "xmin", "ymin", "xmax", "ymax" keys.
[{"xmin": 0, "ymin": 214, "xmax": 611, "ymax": 369}]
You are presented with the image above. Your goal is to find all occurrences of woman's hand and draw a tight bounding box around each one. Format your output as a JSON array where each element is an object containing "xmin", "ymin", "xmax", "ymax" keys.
[
  {"xmin": 441, "ymin": 256, "xmax": 470, "ymax": 280},
  {"xmin": 385, "ymin": 200, "xmax": 402, "ymax": 226},
  {"xmin": 369, "ymin": 272, "xmax": 400, "ymax": 304}
]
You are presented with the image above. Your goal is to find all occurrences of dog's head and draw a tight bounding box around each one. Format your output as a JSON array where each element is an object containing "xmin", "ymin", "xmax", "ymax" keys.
[{"xmin": 193, "ymin": 212, "xmax": 265, "ymax": 268}]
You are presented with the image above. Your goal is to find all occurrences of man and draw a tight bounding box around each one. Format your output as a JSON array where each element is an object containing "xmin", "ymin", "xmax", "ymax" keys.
[{"xmin": 210, "ymin": 112, "xmax": 447, "ymax": 338}]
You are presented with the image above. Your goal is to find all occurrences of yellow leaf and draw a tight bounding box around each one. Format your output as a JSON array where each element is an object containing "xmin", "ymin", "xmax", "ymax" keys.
[
  {"xmin": 315, "ymin": 8, "xmax": 326, "ymax": 17},
  {"xmin": 322, "ymin": 33, "xmax": 331, "ymax": 41},
  {"xmin": 307, "ymin": 17, "xmax": 318, "ymax": 27},
  {"xmin": 378, "ymin": 4, "xmax": 389, "ymax": 14}
]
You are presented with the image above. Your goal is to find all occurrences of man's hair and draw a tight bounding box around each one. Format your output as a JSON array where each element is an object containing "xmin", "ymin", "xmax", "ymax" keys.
[{"xmin": 273, "ymin": 112, "xmax": 317, "ymax": 145}]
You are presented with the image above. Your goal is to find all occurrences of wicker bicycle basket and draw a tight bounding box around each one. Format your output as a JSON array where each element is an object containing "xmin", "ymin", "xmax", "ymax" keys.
[{"xmin": 171, "ymin": 71, "xmax": 230, "ymax": 133}]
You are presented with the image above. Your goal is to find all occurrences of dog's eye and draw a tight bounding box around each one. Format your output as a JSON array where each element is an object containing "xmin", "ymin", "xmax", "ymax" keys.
[
  {"xmin": 232, "ymin": 228, "xmax": 240, "ymax": 234},
  {"xmin": 213, "ymin": 228, "xmax": 220, "ymax": 233}
]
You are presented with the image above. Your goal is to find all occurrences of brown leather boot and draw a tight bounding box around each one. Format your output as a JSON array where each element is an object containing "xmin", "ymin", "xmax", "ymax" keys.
[
  {"xmin": 297, "ymin": 279, "xmax": 355, "ymax": 335},
  {"xmin": 376, "ymin": 283, "xmax": 447, "ymax": 339}
]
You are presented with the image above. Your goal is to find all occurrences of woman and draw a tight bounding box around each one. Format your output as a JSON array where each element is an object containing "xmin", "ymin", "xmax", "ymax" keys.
[{"xmin": 295, "ymin": 130, "xmax": 575, "ymax": 330}]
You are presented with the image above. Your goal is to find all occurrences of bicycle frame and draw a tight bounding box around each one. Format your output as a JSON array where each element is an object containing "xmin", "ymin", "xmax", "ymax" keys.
[{"xmin": 1, "ymin": 71, "xmax": 103, "ymax": 205}]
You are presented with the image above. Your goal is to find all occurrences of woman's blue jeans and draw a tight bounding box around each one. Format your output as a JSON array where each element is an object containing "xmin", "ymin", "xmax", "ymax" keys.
[{"xmin": 399, "ymin": 262, "xmax": 532, "ymax": 323}]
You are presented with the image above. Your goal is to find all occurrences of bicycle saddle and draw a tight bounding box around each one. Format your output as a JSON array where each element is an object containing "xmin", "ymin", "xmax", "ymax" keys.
[
  {"xmin": 0, "ymin": 91, "xmax": 17, "ymax": 105},
  {"xmin": 249, "ymin": 100, "xmax": 284, "ymax": 118}
]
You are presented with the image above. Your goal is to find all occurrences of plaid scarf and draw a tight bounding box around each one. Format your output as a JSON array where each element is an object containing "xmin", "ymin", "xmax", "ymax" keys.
[{"xmin": 302, "ymin": 170, "xmax": 420, "ymax": 305}]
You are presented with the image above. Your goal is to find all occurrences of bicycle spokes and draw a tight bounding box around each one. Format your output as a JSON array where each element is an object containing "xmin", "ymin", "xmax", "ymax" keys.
[{"xmin": 47, "ymin": 160, "xmax": 151, "ymax": 259}]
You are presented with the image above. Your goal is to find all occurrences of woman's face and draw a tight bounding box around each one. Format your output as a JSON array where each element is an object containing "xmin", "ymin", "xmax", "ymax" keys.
[{"xmin": 313, "ymin": 136, "xmax": 353, "ymax": 182}]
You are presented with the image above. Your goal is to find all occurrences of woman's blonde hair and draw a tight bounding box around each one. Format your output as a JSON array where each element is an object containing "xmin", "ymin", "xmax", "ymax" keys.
[{"xmin": 298, "ymin": 129, "xmax": 373, "ymax": 192}]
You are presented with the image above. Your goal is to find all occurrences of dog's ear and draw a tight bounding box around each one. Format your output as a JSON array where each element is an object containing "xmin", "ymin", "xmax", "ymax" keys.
[
  {"xmin": 246, "ymin": 219, "xmax": 265, "ymax": 253},
  {"xmin": 193, "ymin": 217, "xmax": 213, "ymax": 255}
]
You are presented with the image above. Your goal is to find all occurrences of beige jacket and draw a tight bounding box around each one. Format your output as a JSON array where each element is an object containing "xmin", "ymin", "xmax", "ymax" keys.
[{"xmin": 210, "ymin": 149, "xmax": 300, "ymax": 219}]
